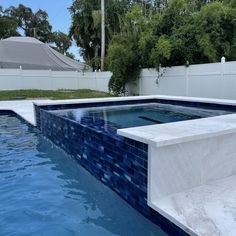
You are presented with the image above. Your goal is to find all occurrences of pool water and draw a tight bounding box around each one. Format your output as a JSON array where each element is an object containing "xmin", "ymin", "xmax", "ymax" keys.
[
  {"xmin": 53, "ymin": 103, "xmax": 232, "ymax": 129},
  {"xmin": 0, "ymin": 114, "xmax": 167, "ymax": 236}
]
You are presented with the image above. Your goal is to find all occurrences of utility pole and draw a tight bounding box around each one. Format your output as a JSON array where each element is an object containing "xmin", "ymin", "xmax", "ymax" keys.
[{"xmin": 101, "ymin": 0, "xmax": 105, "ymax": 71}]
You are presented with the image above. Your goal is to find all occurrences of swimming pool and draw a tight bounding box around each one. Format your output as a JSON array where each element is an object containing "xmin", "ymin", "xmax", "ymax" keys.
[{"xmin": 0, "ymin": 113, "xmax": 167, "ymax": 236}]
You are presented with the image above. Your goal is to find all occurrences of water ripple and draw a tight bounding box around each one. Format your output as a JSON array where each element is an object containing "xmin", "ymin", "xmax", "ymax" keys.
[{"xmin": 0, "ymin": 115, "xmax": 167, "ymax": 236}]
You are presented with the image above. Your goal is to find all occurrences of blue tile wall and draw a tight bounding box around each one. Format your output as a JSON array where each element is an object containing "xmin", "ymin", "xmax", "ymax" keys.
[{"xmin": 36, "ymin": 107, "xmax": 189, "ymax": 236}]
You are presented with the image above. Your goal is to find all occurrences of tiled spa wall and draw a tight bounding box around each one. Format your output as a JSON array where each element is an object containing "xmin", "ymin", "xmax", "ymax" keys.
[{"xmin": 35, "ymin": 103, "xmax": 188, "ymax": 236}]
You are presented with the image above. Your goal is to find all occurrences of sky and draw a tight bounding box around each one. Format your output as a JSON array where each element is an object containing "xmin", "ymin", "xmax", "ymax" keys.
[{"xmin": 1, "ymin": 0, "xmax": 82, "ymax": 60}]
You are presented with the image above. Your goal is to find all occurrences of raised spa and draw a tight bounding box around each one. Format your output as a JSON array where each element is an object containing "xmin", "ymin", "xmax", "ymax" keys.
[{"xmin": 34, "ymin": 97, "xmax": 236, "ymax": 236}]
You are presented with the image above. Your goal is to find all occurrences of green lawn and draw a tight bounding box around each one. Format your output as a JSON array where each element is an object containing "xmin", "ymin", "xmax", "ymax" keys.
[{"xmin": 0, "ymin": 89, "xmax": 114, "ymax": 101}]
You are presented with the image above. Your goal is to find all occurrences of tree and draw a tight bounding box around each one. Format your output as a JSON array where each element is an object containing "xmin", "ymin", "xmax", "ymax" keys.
[
  {"xmin": 9, "ymin": 4, "xmax": 53, "ymax": 43},
  {"xmin": 194, "ymin": 1, "xmax": 236, "ymax": 62},
  {"xmin": 106, "ymin": 5, "xmax": 144, "ymax": 94},
  {"xmin": 65, "ymin": 51, "xmax": 76, "ymax": 59},
  {"xmin": 158, "ymin": 0, "xmax": 189, "ymax": 36},
  {"xmin": 107, "ymin": 35, "xmax": 139, "ymax": 95},
  {"xmin": 51, "ymin": 31, "xmax": 71, "ymax": 55},
  {"xmin": 0, "ymin": 6, "xmax": 19, "ymax": 39},
  {"xmin": 151, "ymin": 36, "xmax": 172, "ymax": 69},
  {"xmin": 69, "ymin": 0, "xmax": 132, "ymax": 69},
  {"xmin": 69, "ymin": 0, "xmax": 101, "ymax": 68}
]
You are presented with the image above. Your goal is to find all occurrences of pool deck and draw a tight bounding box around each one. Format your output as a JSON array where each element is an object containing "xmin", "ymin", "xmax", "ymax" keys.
[{"xmin": 1, "ymin": 95, "xmax": 236, "ymax": 236}]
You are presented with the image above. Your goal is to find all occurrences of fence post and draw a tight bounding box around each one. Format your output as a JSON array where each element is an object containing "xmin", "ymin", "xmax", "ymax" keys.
[
  {"xmin": 19, "ymin": 66, "xmax": 24, "ymax": 89},
  {"xmin": 95, "ymin": 71, "xmax": 98, "ymax": 91},
  {"xmin": 49, "ymin": 69, "xmax": 53, "ymax": 90},
  {"xmin": 185, "ymin": 66, "xmax": 189, "ymax": 97},
  {"xmin": 76, "ymin": 70, "xmax": 79, "ymax": 90},
  {"xmin": 221, "ymin": 57, "xmax": 226, "ymax": 99},
  {"xmin": 138, "ymin": 71, "xmax": 142, "ymax": 95}
]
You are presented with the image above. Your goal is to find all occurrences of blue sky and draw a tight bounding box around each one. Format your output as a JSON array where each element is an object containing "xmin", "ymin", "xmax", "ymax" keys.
[{"xmin": 1, "ymin": 0, "xmax": 82, "ymax": 60}]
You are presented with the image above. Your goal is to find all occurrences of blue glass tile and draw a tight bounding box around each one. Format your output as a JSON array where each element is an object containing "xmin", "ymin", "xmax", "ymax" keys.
[{"xmin": 35, "ymin": 103, "xmax": 193, "ymax": 236}]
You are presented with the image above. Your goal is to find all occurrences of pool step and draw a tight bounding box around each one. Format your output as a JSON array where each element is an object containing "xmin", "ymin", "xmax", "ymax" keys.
[{"xmin": 139, "ymin": 116, "xmax": 163, "ymax": 124}]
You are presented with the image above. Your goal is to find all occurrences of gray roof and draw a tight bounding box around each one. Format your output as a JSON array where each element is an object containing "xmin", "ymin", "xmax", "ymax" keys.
[{"xmin": 0, "ymin": 37, "xmax": 89, "ymax": 71}]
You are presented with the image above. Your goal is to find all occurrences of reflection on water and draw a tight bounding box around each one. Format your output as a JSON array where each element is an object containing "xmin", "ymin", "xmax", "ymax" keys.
[
  {"xmin": 53, "ymin": 102, "xmax": 232, "ymax": 129},
  {"xmin": 0, "ymin": 115, "xmax": 167, "ymax": 236}
]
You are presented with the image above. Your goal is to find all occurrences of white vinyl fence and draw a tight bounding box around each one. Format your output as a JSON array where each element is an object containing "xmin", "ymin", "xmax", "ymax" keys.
[
  {"xmin": 127, "ymin": 61, "xmax": 236, "ymax": 100},
  {"xmin": 0, "ymin": 69, "xmax": 112, "ymax": 92},
  {"xmin": 2, "ymin": 61, "xmax": 236, "ymax": 100}
]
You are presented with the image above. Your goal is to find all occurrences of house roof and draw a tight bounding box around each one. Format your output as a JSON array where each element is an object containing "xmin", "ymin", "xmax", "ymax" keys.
[{"xmin": 0, "ymin": 37, "xmax": 89, "ymax": 71}]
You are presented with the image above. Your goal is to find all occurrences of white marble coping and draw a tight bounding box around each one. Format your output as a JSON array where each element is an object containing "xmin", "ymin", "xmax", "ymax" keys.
[
  {"xmin": 34, "ymin": 94, "xmax": 236, "ymax": 107},
  {"xmin": 33, "ymin": 95, "xmax": 156, "ymax": 106},
  {"xmin": 118, "ymin": 113, "xmax": 236, "ymax": 148}
]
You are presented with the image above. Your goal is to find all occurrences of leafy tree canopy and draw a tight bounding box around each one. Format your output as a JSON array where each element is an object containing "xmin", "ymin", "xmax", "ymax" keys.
[
  {"xmin": 0, "ymin": 6, "xmax": 19, "ymax": 39},
  {"xmin": 8, "ymin": 4, "xmax": 53, "ymax": 43},
  {"xmin": 101, "ymin": 0, "xmax": 236, "ymax": 93},
  {"xmin": 51, "ymin": 31, "xmax": 71, "ymax": 55}
]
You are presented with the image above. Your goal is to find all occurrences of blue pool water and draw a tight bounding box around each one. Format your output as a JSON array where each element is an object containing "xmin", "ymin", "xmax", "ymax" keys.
[
  {"xmin": 52, "ymin": 103, "xmax": 232, "ymax": 129},
  {"xmin": 0, "ymin": 114, "xmax": 167, "ymax": 236}
]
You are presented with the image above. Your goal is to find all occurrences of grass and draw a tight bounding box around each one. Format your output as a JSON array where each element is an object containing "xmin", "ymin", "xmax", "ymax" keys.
[{"xmin": 0, "ymin": 89, "xmax": 114, "ymax": 101}]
